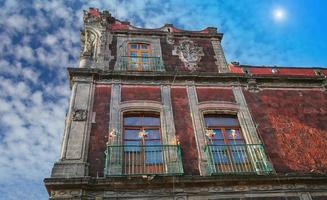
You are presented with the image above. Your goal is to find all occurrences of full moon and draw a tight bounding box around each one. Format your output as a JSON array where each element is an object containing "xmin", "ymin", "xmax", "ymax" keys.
[{"xmin": 273, "ymin": 8, "xmax": 286, "ymax": 21}]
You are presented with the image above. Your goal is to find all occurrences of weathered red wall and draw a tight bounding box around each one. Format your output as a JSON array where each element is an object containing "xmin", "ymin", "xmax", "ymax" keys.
[
  {"xmin": 88, "ymin": 84, "xmax": 111, "ymax": 177},
  {"xmin": 196, "ymin": 87, "xmax": 235, "ymax": 102},
  {"xmin": 171, "ymin": 87, "xmax": 199, "ymax": 175},
  {"xmin": 161, "ymin": 38, "xmax": 218, "ymax": 73},
  {"xmin": 121, "ymin": 85, "xmax": 161, "ymax": 102},
  {"xmin": 244, "ymin": 89, "xmax": 327, "ymax": 173}
]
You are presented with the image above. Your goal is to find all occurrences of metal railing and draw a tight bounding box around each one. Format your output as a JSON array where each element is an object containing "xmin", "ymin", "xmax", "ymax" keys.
[
  {"xmin": 104, "ymin": 145, "xmax": 183, "ymax": 176},
  {"xmin": 116, "ymin": 56, "xmax": 165, "ymax": 71},
  {"xmin": 204, "ymin": 144, "xmax": 273, "ymax": 175}
]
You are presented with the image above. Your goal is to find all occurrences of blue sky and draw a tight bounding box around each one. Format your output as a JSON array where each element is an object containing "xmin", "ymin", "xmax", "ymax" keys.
[{"xmin": 0, "ymin": 0, "xmax": 326, "ymax": 199}]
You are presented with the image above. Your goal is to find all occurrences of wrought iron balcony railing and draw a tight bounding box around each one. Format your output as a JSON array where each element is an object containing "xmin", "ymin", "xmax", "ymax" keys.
[
  {"xmin": 204, "ymin": 144, "xmax": 273, "ymax": 175},
  {"xmin": 104, "ymin": 145, "xmax": 183, "ymax": 176},
  {"xmin": 116, "ymin": 56, "xmax": 165, "ymax": 71}
]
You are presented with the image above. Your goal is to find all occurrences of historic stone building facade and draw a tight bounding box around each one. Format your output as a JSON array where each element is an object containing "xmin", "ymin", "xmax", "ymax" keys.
[{"xmin": 44, "ymin": 8, "xmax": 327, "ymax": 200}]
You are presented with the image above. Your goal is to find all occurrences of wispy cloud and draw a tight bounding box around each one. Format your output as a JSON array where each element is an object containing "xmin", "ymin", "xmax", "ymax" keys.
[{"xmin": 0, "ymin": 0, "xmax": 326, "ymax": 199}]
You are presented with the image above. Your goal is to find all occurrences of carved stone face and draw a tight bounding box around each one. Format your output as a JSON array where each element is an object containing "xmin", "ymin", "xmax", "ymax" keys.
[{"xmin": 173, "ymin": 40, "xmax": 204, "ymax": 71}]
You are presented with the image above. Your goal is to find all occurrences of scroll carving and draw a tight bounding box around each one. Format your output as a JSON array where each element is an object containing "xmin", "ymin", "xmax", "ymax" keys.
[{"xmin": 173, "ymin": 40, "xmax": 204, "ymax": 71}]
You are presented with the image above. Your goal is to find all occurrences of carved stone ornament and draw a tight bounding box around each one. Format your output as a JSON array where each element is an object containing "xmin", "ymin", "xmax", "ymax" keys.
[
  {"xmin": 83, "ymin": 8, "xmax": 113, "ymax": 28},
  {"xmin": 72, "ymin": 109, "xmax": 88, "ymax": 121},
  {"xmin": 166, "ymin": 33, "xmax": 174, "ymax": 45},
  {"xmin": 246, "ymin": 78, "xmax": 260, "ymax": 93},
  {"xmin": 81, "ymin": 30, "xmax": 96, "ymax": 57},
  {"xmin": 173, "ymin": 40, "xmax": 204, "ymax": 71}
]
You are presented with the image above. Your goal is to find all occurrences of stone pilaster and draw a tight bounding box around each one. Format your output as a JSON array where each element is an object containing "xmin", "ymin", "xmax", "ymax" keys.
[
  {"xmin": 186, "ymin": 85, "xmax": 208, "ymax": 176},
  {"xmin": 211, "ymin": 39, "xmax": 229, "ymax": 73},
  {"xmin": 51, "ymin": 77, "xmax": 94, "ymax": 178}
]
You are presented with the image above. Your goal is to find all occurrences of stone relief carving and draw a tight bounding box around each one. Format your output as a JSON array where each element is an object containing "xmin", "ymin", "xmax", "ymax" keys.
[
  {"xmin": 173, "ymin": 40, "xmax": 204, "ymax": 71},
  {"xmin": 72, "ymin": 109, "xmax": 88, "ymax": 121},
  {"xmin": 81, "ymin": 30, "xmax": 96, "ymax": 56}
]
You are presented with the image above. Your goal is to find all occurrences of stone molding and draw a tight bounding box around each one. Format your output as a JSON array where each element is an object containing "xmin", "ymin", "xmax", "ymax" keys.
[
  {"xmin": 173, "ymin": 40, "xmax": 204, "ymax": 71},
  {"xmin": 232, "ymin": 86, "xmax": 262, "ymax": 144},
  {"xmin": 46, "ymin": 179, "xmax": 327, "ymax": 200},
  {"xmin": 211, "ymin": 39, "xmax": 229, "ymax": 73},
  {"xmin": 198, "ymin": 101, "xmax": 240, "ymax": 112}
]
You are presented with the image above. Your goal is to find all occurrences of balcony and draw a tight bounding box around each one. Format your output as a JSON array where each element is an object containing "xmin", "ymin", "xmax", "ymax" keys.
[
  {"xmin": 116, "ymin": 56, "xmax": 165, "ymax": 71},
  {"xmin": 104, "ymin": 145, "xmax": 183, "ymax": 176},
  {"xmin": 204, "ymin": 144, "xmax": 273, "ymax": 175}
]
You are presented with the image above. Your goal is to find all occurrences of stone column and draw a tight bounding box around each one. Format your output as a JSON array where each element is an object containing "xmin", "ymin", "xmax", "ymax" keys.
[{"xmin": 51, "ymin": 76, "xmax": 94, "ymax": 178}]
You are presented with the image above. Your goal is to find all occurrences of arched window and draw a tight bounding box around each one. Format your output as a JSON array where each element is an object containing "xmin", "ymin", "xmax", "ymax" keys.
[
  {"xmin": 127, "ymin": 43, "xmax": 151, "ymax": 71},
  {"xmin": 122, "ymin": 113, "xmax": 163, "ymax": 174},
  {"xmin": 204, "ymin": 114, "xmax": 252, "ymax": 173}
]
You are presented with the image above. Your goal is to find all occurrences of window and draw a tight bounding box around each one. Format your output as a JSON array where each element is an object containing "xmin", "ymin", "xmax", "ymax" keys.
[
  {"xmin": 123, "ymin": 113, "xmax": 163, "ymax": 174},
  {"xmin": 204, "ymin": 114, "xmax": 252, "ymax": 173},
  {"xmin": 127, "ymin": 43, "xmax": 151, "ymax": 71}
]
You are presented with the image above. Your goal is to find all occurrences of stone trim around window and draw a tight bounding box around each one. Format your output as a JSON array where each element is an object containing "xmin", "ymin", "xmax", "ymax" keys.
[{"xmin": 187, "ymin": 85, "xmax": 272, "ymax": 175}]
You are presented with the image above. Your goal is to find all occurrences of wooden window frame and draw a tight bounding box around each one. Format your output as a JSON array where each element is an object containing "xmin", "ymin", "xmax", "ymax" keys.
[{"xmin": 127, "ymin": 43, "xmax": 151, "ymax": 71}]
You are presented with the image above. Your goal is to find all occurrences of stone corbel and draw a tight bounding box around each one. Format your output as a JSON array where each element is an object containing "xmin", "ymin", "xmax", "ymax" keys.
[
  {"xmin": 246, "ymin": 78, "xmax": 260, "ymax": 93},
  {"xmin": 322, "ymin": 79, "xmax": 327, "ymax": 92}
]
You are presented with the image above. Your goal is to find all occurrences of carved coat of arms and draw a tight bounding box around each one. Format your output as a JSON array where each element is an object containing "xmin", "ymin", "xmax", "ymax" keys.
[{"xmin": 173, "ymin": 40, "xmax": 204, "ymax": 71}]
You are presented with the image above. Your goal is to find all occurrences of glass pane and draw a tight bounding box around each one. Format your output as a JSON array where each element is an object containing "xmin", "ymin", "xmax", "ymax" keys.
[
  {"xmin": 130, "ymin": 44, "xmax": 137, "ymax": 49},
  {"xmin": 211, "ymin": 140, "xmax": 225, "ymax": 145},
  {"xmin": 144, "ymin": 129, "xmax": 160, "ymax": 140},
  {"xmin": 212, "ymin": 129, "xmax": 224, "ymax": 139},
  {"xmin": 211, "ymin": 146, "xmax": 229, "ymax": 164},
  {"xmin": 124, "ymin": 117, "xmax": 142, "ymax": 126},
  {"xmin": 130, "ymin": 52, "xmax": 137, "ymax": 57},
  {"xmin": 129, "ymin": 64, "xmax": 137, "ymax": 69},
  {"xmin": 141, "ymin": 44, "xmax": 148, "ymax": 49},
  {"xmin": 143, "ymin": 64, "xmax": 150, "ymax": 69},
  {"xmin": 231, "ymin": 146, "xmax": 247, "ymax": 163},
  {"xmin": 124, "ymin": 140, "xmax": 141, "ymax": 152},
  {"xmin": 145, "ymin": 140, "xmax": 161, "ymax": 146},
  {"xmin": 124, "ymin": 129, "xmax": 140, "ymax": 139},
  {"xmin": 226, "ymin": 129, "xmax": 242, "ymax": 139},
  {"xmin": 145, "ymin": 151, "xmax": 163, "ymax": 164},
  {"xmin": 204, "ymin": 116, "xmax": 239, "ymax": 126},
  {"xmin": 143, "ymin": 116, "xmax": 160, "ymax": 126},
  {"xmin": 229, "ymin": 139, "xmax": 245, "ymax": 145}
]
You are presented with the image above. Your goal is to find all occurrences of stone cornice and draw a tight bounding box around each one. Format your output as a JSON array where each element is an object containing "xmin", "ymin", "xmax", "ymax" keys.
[
  {"xmin": 110, "ymin": 29, "xmax": 223, "ymax": 40},
  {"xmin": 44, "ymin": 174, "xmax": 327, "ymax": 194},
  {"xmin": 67, "ymin": 68, "xmax": 326, "ymax": 89}
]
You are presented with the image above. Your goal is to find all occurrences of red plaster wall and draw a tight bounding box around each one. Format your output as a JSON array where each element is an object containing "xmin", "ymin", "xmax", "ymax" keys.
[
  {"xmin": 88, "ymin": 84, "xmax": 111, "ymax": 177},
  {"xmin": 161, "ymin": 38, "xmax": 218, "ymax": 73},
  {"xmin": 171, "ymin": 87, "xmax": 199, "ymax": 175},
  {"xmin": 244, "ymin": 89, "xmax": 327, "ymax": 173},
  {"xmin": 121, "ymin": 85, "xmax": 161, "ymax": 102},
  {"xmin": 196, "ymin": 87, "xmax": 235, "ymax": 102}
]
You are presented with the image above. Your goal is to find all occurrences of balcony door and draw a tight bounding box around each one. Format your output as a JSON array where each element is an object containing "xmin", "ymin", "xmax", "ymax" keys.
[
  {"xmin": 123, "ymin": 113, "xmax": 163, "ymax": 175},
  {"xmin": 204, "ymin": 114, "xmax": 253, "ymax": 173},
  {"xmin": 127, "ymin": 43, "xmax": 151, "ymax": 71}
]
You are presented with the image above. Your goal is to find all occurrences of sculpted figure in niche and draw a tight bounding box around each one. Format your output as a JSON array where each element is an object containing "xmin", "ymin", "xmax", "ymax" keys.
[
  {"xmin": 83, "ymin": 30, "xmax": 96, "ymax": 57},
  {"xmin": 173, "ymin": 40, "xmax": 204, "ymax": 71}
]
